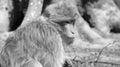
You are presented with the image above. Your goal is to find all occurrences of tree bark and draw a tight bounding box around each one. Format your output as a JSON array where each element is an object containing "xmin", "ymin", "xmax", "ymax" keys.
[{"xmin": 20, "ymin": 0, "xmax": 43, "ymax": 28}]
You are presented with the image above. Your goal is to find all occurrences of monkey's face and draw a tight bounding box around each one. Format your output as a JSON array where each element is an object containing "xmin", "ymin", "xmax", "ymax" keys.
[
  {"xmin": 42, "ymin": 2, "xmax": 79, "ymax": 45},
  {"xmin": 58, "ymin": 20, "xmax": 76, "ymax": 38},
  {"xmin": 54, "ymin": 19, "xmax": 78, "ymax": 45}
]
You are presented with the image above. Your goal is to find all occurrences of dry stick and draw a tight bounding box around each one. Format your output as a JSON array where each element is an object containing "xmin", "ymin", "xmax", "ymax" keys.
[
  {"xmin": 72, "ymin": 59, "xmax": 120, "ymax": 66},
  {"xmin": 93, "ymin": 40, "xmax": 118, "ymax": 65},
  {"xmin": 71, "ymin": 40, "xmax": 120, "ymax": 66}
]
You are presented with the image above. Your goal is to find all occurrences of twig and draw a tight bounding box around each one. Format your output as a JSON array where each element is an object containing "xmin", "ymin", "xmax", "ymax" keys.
[
  {"xmin": 94, "ymin": 40, "xmax": 117, "ymax": 63},
  {"xmin": 72, "ymin": 59, "xmax": 120, "ymax": 66}
]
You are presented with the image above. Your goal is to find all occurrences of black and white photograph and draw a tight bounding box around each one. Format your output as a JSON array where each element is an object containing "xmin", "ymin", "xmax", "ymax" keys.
[{"xmin": 0, "ymin": 0, "xmax": 120, "ymax": 67}]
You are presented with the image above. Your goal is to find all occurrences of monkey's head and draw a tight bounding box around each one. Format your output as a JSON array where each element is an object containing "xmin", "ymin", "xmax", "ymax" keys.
[{"xmin": 42, "ymin": 2, "xmax": 79, "ymax": 45}]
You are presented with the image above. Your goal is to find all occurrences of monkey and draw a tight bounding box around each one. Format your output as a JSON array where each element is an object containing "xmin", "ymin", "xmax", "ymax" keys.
[
  {"xmin": 0, "ymin": 19, "xmax": 66, "ymax": 67},
  {"xmin": 84, "ymin": 0, "xmax": 120, "ymax": 36},
  {"xmin": 42, "ymin": 0, "xmax": 113, "ymax": 44},
  {"xmin": 42, "ymin": 0, "xmax": 80, "ymax": 45}
]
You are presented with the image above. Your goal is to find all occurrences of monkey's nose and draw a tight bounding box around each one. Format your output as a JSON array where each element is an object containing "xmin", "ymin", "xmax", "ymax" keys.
[{"xmin": 71, "ymin": 31, "xmax": 74, "ymax": 34}]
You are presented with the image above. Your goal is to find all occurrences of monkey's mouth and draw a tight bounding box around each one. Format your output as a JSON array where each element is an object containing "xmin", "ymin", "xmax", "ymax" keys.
[
  {"xmin": 61, "ymin": 34, "xmax": 75, "ymax": 45},
  {"xmin": 9, "ymin": 0, "xmax": 29, "ymax": 31}
]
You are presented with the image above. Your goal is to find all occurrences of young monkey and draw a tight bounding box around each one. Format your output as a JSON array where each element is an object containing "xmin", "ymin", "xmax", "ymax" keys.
[{"xmin": 0, "ymin": 19, "xmax": 66, "ymax": 67}]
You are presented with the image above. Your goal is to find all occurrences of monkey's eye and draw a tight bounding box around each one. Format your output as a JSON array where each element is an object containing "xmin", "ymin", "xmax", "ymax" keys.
[
  {"xmin": 70, "ymin": 19, "xmax": 75, "ymax": 23},
  {"xmin": 65, "ymin": 21, "xmax": 71, "ymax": 24},
  {"xmin": 56, "ymin": 21, "xmax": 66, "ymax": 26},
  {"xmin": 55, "ymin": 19, "xmax": 75, "ymax": 26},
  {"xmin": 65, "ymin": 19, "xmax": 75, "ymax": 25}
]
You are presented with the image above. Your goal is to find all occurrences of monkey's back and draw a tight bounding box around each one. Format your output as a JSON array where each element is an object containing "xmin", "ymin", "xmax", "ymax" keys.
[{"xmin": 0, "ymin": 20, "xmax": 65, "ymax": 67}]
